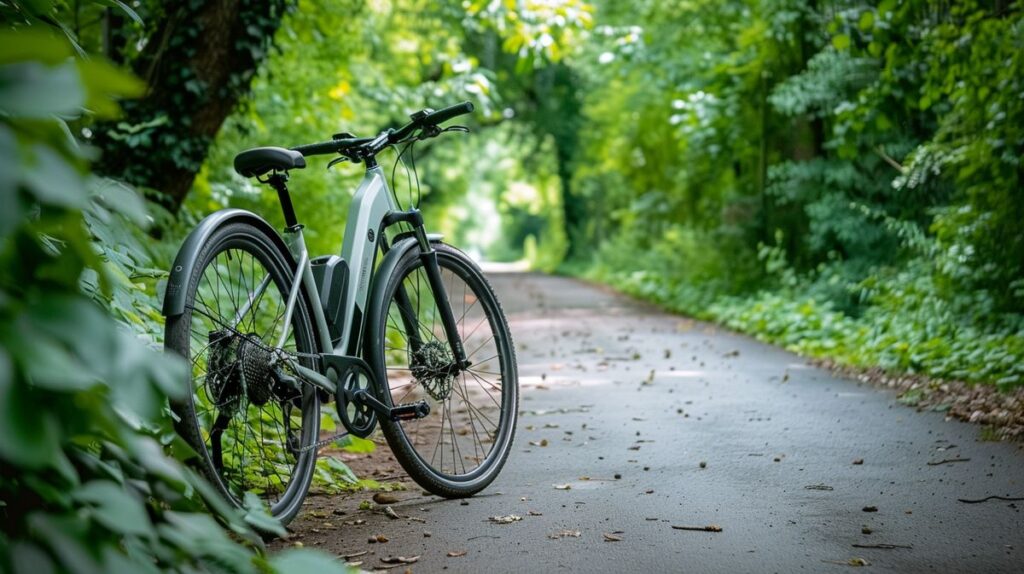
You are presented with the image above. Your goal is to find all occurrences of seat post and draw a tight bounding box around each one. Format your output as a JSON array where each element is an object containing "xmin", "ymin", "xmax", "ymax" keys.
[{"xmin": 266, "ymin": 171, "xmax": 299, "ymax": 229}]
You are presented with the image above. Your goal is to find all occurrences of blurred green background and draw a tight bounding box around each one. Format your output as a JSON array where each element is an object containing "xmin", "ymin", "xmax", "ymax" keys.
[{"xmin": 197, "ymin": 0, "xmax": 1024, "ymax": 387}]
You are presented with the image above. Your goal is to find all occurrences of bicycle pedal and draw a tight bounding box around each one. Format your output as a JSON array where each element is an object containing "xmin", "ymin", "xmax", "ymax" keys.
[{"xmin": 389, "ymin": 401, "xmax": 431, "ymax": 421}]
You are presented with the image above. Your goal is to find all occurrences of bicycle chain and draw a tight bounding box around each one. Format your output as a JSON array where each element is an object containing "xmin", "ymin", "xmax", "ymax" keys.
[{"xmin": 293, "ymin": 430, "xmax": 351, "ymax": 454}]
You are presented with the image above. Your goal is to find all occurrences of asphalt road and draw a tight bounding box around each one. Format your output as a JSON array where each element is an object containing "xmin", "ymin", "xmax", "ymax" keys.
[{"xmin": 282, "ymin": 272, "xmax": 1024, "ymax": 573}]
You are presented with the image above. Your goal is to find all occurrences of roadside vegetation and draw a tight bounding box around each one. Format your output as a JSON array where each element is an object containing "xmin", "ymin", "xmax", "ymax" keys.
[
  {"xmin": 566, "ymin": 1, "xmax": 1024, "ymax": 389},
  {"xmin": 2, "ymin": 0, "xmax": 1021, "ymax": 570}
]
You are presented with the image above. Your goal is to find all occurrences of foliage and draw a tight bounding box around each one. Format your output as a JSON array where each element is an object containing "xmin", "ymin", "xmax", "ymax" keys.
[
  {"xmin": 566, "ymin": 0, "xmax": 1024, "ymax": 388},
  {"xmin": 197, "ymin": 0, "xmax": 587, "ymax": 261},
  {"xmin": 0, "ymin": 24, "xmax": 349, "ymax": 574}
]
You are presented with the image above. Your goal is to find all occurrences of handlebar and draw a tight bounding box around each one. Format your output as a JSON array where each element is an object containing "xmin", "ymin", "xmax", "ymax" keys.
[{"xmin": 291, "ymin": 101, "xmax": 475, "ymax": 159}]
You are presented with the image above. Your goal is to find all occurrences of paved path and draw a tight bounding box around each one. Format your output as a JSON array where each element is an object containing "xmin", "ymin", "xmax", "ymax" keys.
[{"xmin": 284, "ymin": 272, "xmax": 1024, "ymax": 573}]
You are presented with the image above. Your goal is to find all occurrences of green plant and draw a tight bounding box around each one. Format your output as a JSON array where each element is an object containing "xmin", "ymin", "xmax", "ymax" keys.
[{"xmin": 0, "ymin": 29, "xmax": 348, "ymax": 574}]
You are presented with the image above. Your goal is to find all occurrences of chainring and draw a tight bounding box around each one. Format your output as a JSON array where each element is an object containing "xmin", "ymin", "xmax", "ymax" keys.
[{"xmin": 333, "ymin": 363, "xmax": 377, "ymax": 438}]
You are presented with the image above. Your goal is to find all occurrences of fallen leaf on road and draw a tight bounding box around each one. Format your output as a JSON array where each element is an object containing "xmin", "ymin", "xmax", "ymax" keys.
[
  {"xmin": 343, "ymin": 551, "xmax": 367, "ymax": 560},
  {"xmin": 862, "ymin": 506, "xmax": 878, "ymax": 513},
  {"xmin": 603, "ymin": 533, "xmax": 623, "ymax": 542},
  {"xmin": 528, "ymin": 439, "xmax": 549, "ymax": 447},
  {"xmin": 373, "ymin": 493, "xmax": 401, "ymax": 505},
  {"xmin": 553, "ymin": 484, "xmax": 572, "ymax": 490},
  {"xmin": 380, "ymin": 555, "xmax": 420, "ymax": 564},
  {"xmin": 447, "ymin": 550, "xmax": 468, "ymax": 557},
  {"xmin": 852, "ymin": 458, "xmax": 864, "ymax": 465},
  {"xmin": 383, "ymin": 506, "xmax": 402, "ymax": 520},
  {"xmin": 489, "ymin": 515, "xmax": 522, "ymax": 524},
  {"xmin": 671, "ymin": 525, "xmax": 722, "ymax": 532},
  {"xmin": 805, "ymin": 484, "xmax": 834, "ymax": 491},
  {"xmin": 549, "ymin": 529, "xmax": 582, "ymax": 539},
  {"xmin": 528, "ymin": 510, "xmax": 543, "ymax": 516}
]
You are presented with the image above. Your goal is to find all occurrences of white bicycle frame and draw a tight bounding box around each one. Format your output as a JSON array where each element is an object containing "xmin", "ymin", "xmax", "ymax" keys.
[{"xmin": 231, "ymin": 164, "xmax": 400, "ymax": 392}]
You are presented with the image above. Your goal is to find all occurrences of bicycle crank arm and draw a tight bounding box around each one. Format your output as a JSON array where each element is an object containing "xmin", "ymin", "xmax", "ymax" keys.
[{"xmin": 352, "ymin": 389, "xmax": 431, "ymax": 421}]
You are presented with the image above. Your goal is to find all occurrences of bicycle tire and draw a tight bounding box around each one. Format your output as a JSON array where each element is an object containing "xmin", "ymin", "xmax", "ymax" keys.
[
  {"xmin": 366, "ymin": 243, "xmax": 518, "ymax": 497},
  {"xmin": 165, "ymin": 221, "xmax": 320, "ymax": 528}
]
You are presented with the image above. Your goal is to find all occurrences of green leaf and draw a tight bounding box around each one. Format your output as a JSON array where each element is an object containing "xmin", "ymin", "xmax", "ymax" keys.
[
  {"xmin": 340, "ymin": 435, "xmax": 376, "ymax": 453},
  {"xmin": 241, "ymin": 492, "xmax": 286, "ymax": 537},
  {"xmin": 88, "ymin": 178, "xmax": 149, "ymax": 227},
  {"xmin": 22, "ymin": 144, "xmax": 87, "ymax": 209},
  {"xmin": 9, "ymin": 540, "xmax": 58, "ymax": 574},
  {"xmin": 323, "ymin": 457, "xmax": 358, "ymax": 484},
  {"xmin": 27, "ymin": 513, "xmax": 103, "ymax": 574},
  {"xmin": 0, "ymin": 61, "xmax": 84, "ymax": 118},
  {"xmin": 832, "ymin": 34, "xmax": 851, "ymax": 51},
  {"xmin": 157, "ymin": 512, "xmax": 255, "ymax": 566},
  {"xmin": 269, "ymin": 550, "xmax": 350, "ymax": 574},
  {"xmin": 95, "ymin": 0, "xmax": 144, "ymax": 26},
  {"xmin": 858, "ymin": 11, "xmax": 874, "ymax": 31},
  {"xmin": 0, "ymin": 30, "xmax": 73, "ymax": 66},
  {"xmin": 74, "ymin": 480, "xmax": 154, "ymax": 537},
  {"xmin": 0, "ymin": 362, "xmax": 65, "ymax": 466},
  {"xmin": 78, "ymin": 59, "xmax": 145, "ymax": 118}
]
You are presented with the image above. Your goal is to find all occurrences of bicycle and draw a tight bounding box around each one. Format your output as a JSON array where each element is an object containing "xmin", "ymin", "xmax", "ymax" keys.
[{"xmin": 162, "ymin": 102, "xmax": 518, "ymax": 528}]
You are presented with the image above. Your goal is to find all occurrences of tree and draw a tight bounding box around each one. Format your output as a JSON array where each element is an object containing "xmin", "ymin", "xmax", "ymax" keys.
[{"xmin": 92, "ymin": 0, "xmax": 291, "ymax": 212}]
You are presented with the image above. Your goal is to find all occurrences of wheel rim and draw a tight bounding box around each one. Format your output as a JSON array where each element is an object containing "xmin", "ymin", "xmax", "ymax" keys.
[
  {"xmin": 381, "ymin": 254, "xmax": 512, "ymax": 480},
  {"xmin": 184, "ymin": 240, "xmax": 316, "ymax": 514}
]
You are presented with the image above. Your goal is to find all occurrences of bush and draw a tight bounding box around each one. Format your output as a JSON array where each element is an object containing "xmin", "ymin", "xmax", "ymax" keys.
[{"xmin": 0, "ymin": 29, "xmax": 348, "ymax": 574}]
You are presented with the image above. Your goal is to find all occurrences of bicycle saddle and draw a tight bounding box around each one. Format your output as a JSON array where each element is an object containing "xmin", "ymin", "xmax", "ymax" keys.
[{"xmin": 233, "ymin": 147, "xmax": 306, "ymax": 178}]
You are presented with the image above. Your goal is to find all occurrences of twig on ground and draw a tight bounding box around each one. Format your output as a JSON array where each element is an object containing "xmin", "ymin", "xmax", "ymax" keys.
[
  {"xmin": 957, "ymin": 495, "xmax": 1024, "ymax": 504},
  {"xmin": 852, "ymin": 543, "xmax": 912, "ymax": 550},
  {"xmin": 671, "ymin": 525, "xmax": 722, "ymax": 532},
  {"xmin": 926, "ymin": 458, "xmax": 970, "ymax": 466}
]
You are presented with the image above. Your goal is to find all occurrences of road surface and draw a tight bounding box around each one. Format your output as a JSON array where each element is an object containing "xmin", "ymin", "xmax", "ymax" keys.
[{"xmin": 281, "ymin": 272, "xmax": 1024, "ymax": 573}]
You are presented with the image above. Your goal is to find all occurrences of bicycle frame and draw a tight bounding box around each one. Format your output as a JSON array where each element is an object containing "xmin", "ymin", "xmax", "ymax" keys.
[
  {"xmin": 273, "ymin": 164, "xmax": 399, "ymax": 359},
  {"xmin": 237, "ymin": 163, "xmax": 467, "ymax": 401}
]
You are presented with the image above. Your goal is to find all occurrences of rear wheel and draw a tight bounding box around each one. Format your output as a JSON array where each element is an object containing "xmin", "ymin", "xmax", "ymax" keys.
[
  {"xmin": 165, "ymin": 222, "xmax": 319, "ymax": 527},
  {"xmin": 367, "ymin": 243, "xmax": 518, "ymax": 497}
]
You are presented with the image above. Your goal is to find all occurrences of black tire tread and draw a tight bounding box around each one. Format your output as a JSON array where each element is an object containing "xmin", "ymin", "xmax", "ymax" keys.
[
  {"xmin": 370, "ymin": 243, "xmax": 518, "ymax": 498},
  {"xmin": 164, "ymin": 221, "xmax": 319, "ymax": 528}
]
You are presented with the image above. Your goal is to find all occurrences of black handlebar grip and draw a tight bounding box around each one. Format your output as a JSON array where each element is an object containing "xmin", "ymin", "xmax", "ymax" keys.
[
  {"xmin": 291, "ymin": 140, "xmax": 340, "ymax": 157},
  {"xmin": 422, "ymin": 101, "xmax": 475, "ymax": 126}
]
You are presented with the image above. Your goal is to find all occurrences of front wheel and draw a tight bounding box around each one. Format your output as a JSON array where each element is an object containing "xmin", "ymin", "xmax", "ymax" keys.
[{"xmin": 367, "ymin": 243, "xmax": 518, "ymax": 497}]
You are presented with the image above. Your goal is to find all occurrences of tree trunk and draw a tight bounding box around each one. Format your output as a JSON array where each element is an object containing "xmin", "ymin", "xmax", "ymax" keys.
[{"xmin": 94, "ymin": 0, "xmax": 288, "ymax": 212}]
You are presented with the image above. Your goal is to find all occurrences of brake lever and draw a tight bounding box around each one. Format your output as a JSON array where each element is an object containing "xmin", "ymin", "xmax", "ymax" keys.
[
  {"xmin": 418, "ymin": 124, "xmax": 442, "ymax": 140},
  {"xmin": 327, "ymin": 155, "xmax": 351, "ymax": 169},
  {"xmin": 443, "ymin": 125, "xmax": 471, "ymax": 134}
]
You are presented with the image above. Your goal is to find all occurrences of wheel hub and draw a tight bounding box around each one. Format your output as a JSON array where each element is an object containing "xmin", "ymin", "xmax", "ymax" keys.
[{"xmin": 411, "ymin": 340, "xmax": 456, "ymax": 401}]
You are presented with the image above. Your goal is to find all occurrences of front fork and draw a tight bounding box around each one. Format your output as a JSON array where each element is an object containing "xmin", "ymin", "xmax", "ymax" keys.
[{"xmin": 385, "ymin": 210, "xmax": 469, "ymax": 369}]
